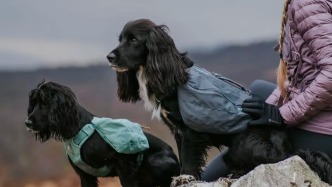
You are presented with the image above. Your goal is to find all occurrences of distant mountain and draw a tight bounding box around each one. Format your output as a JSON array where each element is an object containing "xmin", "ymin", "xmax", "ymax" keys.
[{"xmin": 0, "ymin": 40, "xmax": 280, "ymax": 186}]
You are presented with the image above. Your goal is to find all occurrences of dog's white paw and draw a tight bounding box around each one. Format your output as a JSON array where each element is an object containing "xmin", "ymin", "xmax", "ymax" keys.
[{"xmin": 171, "ymin": 175, "xmax": 197, "ymax": 187}]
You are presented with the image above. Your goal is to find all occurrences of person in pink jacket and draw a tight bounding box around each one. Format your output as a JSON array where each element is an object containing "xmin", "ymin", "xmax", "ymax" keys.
[{"xmin": 202, "ymin": 0, "xmax": 332, "ymax": 181}]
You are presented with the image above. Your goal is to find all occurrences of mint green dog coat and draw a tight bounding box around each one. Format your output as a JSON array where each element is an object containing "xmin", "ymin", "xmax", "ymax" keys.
[{"xmin": 64, "ymin": 117, "xmax": 149, "ymax": 177}]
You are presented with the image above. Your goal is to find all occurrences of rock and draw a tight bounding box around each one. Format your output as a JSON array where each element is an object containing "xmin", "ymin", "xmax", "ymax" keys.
[
  {"xmin": 231, "ymin": 156, "xmax": 330, "ymax": 187},
  {"xmin": 172, "ymin": 156, "xmax": 331, "ymax": 187},
  {"xmin": 171, "ymin": 175, "xmax": 235, "ymax": 187}
]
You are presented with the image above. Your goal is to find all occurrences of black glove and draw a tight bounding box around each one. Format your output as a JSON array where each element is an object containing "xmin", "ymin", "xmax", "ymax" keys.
[{"xmin": 241, "ymin": 97, "xmax": 285, "ymax": 126}]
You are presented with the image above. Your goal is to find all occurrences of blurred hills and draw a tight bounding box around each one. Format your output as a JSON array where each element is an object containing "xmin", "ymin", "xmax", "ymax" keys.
[{"xmin": 0, "ymin": 40, "xmax": 279, "ymax": 186}]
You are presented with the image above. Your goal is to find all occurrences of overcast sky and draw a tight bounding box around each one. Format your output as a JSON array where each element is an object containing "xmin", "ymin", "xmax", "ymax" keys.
[{"xmin": 0, "ymin": 1, "xmax": 284, "ymax": 71}]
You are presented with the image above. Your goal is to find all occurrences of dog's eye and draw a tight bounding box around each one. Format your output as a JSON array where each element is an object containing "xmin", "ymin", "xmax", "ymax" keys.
[{"xmin": 129, "ymin": 38, "xmax": 137, "ymax": 43}]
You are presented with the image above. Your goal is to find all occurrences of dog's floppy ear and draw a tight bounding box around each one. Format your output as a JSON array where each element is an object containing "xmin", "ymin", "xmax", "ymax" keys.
[
  {"xmin": 145, "ymin": 25, "xmax": 188, "ymax": 97},
  {"xmin": 47, "ymin": 83, "xmax": 80, "ymax": 140},
  {"xmin": 117, "ymin": 70, "xmax": 140, "ymax": 103}
]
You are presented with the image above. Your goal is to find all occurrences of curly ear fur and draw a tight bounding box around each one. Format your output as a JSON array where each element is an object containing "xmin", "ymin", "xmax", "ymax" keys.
[
  {"xmin": 117, "ymin": 70, "xmax": 140, "ymax": 102},
  {"xmin": 48, "ymin": 84, "xmax": 80, "ymax": 140},
  {"xmin": 37, "ymin": 82, "xmax": 81, "ymax": 141},
  {"xmin": 145, "ymin": 25, "xmax": 189, "ymax": 97}
]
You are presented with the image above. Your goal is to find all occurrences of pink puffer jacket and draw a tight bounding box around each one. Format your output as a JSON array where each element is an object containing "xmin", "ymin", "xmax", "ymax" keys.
[{"xmin": 266, "ymin": 0, "xmax": 332, "ymax": 135}]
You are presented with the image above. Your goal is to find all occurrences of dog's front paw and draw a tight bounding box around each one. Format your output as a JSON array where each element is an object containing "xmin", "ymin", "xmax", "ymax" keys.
[{"xmin": 171, "ymin": 175, "xmax": 196, "ymax": 187}]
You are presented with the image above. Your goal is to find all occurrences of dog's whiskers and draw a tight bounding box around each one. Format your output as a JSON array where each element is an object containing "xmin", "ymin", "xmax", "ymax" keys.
[{"xmin": 26, "ymin": 127, "xmax": 39, "ymax": 134}]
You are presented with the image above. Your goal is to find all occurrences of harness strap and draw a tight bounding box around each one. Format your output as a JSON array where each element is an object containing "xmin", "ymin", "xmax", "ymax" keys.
[
  {"xmin": 73, "ymin": 124, "xmax": 95, "ymax": 146},
  {"xmin": 136, "ymin": 153, "xmax": 144, "ymax": 171},
  {"xmin": 66, "ymin": 122, "xmax": 146, "ymax": 177}
]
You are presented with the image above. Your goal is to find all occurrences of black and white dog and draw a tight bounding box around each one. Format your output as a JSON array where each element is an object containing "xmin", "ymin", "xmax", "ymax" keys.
[
  {"xmin": 25, "ymin": 80, "xmax": 180, "ymax": 187},
  {"xmin": 106, "ymin": 19, "xmax": 332, "ymax": 184}
]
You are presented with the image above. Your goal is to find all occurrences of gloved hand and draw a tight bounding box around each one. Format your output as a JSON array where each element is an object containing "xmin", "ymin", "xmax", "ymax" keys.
[{"xmin": 241, "ymin": 97, "xmax": 285, "ymax": 126}]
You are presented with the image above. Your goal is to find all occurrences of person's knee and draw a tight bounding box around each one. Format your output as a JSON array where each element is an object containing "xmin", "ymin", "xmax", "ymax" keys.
[
  {"xmin": 249, "ymin": 80, "xmax": 269, "ymax": 92},
  {"xmin": 249, "ymin": 80, "xmax": 277, "ymax": 100}
]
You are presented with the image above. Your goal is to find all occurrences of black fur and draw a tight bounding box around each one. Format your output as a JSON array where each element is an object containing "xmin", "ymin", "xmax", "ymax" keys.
[
  {"xmin": 296, "ymin": 150, "xmax": 332, "ymax": 184},
  {"xmin": 25, "ymin": 80, "xmax": 180, "ymax": 187},
  {"xmin": 107, "ymin": 19, "xmax": 332, "ymax": 184}
]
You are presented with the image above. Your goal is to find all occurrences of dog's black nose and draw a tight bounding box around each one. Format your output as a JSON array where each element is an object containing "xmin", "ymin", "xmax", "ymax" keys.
[
  {"xmin": 25, "ymin": 119, "xmax": 33, "ymax": 127},
  {"xmin": 107, "ymin": 52, "xmax": 116, "ymax": 62}
]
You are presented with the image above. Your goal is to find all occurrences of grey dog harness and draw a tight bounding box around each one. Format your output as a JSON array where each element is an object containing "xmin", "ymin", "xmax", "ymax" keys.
[{"xmin": 178, "ymin": 65, "xmax": 252, "ymax": 134}]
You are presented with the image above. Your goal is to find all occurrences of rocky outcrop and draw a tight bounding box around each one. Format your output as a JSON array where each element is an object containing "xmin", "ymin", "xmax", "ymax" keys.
[{"xmin": 171, "ymin": 156, "xmax": 331, "ymax": 187}]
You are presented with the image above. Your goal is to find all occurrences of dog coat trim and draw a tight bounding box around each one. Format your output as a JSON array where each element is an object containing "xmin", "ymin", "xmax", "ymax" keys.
[
  {"xmin": 178, "ymin": 65, "xmax": 252, "ymax": 134},
  {"xmin": 64, "ymin": 117, "xmax": 149, "ymax": 177}
]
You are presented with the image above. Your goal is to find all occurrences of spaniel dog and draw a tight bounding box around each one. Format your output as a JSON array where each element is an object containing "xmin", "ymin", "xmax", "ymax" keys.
[
  {"xmin": 106, "ymin": 19, "xmax": 332, "ymax": 184},
  {"xmin": 25, "ymin": 80, "xmax": 180, "ymax": 187}
]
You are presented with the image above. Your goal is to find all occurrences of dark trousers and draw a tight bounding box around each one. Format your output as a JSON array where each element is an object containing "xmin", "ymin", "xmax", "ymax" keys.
[{"xmin": 201, "ymin": 80, "xmax": 332, "ymax": 182}]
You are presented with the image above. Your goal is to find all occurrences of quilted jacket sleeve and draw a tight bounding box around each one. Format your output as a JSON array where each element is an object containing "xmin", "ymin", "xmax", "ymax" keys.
[{"xmin": 280, "ymin": 0, "xmax": 332, "ymax": 125}]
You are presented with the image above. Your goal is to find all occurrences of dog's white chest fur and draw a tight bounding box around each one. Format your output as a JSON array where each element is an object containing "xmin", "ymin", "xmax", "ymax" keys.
[{"xmin": 137, "ymin": 67, "xmax": 161, "ymax": 120}]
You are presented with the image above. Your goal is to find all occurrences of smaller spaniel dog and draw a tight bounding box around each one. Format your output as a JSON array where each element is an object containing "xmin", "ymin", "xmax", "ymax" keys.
[{"xmin": 25, "ymin": 80, "xmax": 180, "ymax": 187}]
